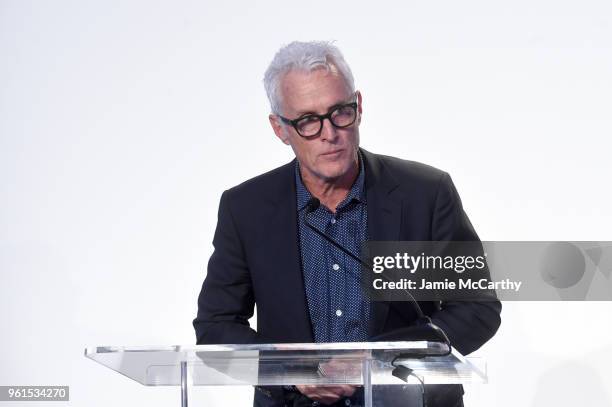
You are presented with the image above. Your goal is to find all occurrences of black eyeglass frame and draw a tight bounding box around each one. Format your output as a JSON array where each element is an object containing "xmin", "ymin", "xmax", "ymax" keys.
[{"xmin": 277, "ymin": 97, "xmax": 359, "ymax": 138}]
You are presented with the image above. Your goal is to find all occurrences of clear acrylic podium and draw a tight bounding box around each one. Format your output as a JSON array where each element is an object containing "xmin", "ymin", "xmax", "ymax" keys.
[{"xmin": 85, "ymin": 341, "xmax": 486, "ymax": 406}]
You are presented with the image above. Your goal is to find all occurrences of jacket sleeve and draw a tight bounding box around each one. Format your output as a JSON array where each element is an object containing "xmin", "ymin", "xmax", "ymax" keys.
[
  {"xmin": 429, "ymin": 173, "xmax": 502, "ymax": 355},
  {"xmin": 193, "ymin": 190, "xmax": 259, "ymax": 345}
]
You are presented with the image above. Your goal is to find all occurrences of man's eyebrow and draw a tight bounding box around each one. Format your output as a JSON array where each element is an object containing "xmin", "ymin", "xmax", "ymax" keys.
[
  {"xmin": 293, "ymin": 108, "xmax": 318, "ymax": 118},
  {"xmin": 293, "ymin": 97, "xmax": 354, "ymax": 118}
]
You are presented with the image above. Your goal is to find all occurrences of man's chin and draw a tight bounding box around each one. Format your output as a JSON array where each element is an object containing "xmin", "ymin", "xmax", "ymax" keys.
[{"xmin": 317, "ymin": 165, "xmax": 354, "ymax": 183}]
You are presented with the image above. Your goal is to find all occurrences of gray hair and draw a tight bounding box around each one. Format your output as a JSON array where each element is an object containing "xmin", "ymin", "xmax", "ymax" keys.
[{"xmin": 263, "ymin": 41, "xmax": 356, "ymax": 114}]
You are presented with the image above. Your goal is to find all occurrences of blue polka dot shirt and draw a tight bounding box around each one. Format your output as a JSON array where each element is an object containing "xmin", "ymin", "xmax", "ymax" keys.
[{"xmin": 295, "ymin": 153, "xmax": 371, "ymax": 343}]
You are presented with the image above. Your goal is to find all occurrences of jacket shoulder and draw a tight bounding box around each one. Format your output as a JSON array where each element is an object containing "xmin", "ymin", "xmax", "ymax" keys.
[
  {"xmin": 365, "ymin": 150, "xmax": 448, "ymax": 187},
  {"xmin": 224, "ymin": 160, "xmax": 295, "ymax": 202}
]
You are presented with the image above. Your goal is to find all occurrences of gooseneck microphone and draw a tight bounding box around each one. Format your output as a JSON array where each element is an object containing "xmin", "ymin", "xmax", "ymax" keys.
[
  {"xmin": 303, "ymin": 198, "xmax": 373, "ymax": 281},
  {"xmin": 303, "ymin": 197, "xmax": 451, "ymax": 355}
]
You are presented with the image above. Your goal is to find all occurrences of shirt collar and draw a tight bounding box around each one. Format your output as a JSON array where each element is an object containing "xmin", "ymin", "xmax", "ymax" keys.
[{"xmin": 295, "ymin": 150, "xmax": 366, "ymax": 211}]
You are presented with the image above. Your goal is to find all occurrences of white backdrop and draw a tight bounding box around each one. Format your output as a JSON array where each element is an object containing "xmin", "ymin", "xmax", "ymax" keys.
[{"xmin": 1, "ymin": 0, "xmax": 611, "ymax": 406}]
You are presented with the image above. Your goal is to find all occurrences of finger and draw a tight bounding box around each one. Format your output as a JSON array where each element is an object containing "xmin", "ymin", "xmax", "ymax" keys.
[
  {"xmin": 339, "ymin": 385, "xmax": 356, "ymax": 397},
  {"xmin": 302, "ymin": 387, "xmax": 345, "ymax": 405},
  {"xmin": 297, "ymin": 385, "xmax": 345, "ymax": 396},
  {"xmin": 317, "ymin": 386, "xmax": 349, "ymax": 397}
]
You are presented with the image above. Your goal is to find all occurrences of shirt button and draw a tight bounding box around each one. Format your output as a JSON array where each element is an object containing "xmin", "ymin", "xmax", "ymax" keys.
[
  {"xmin": 331, "ymin": 217, "xmax": 337, "ymax": 224},
  {"xmin": 345, "ymin": 399, "xmax": 351, "ymax": 406},
  {"xmin": 336, "ymin": 309, "xmax": 343, "ymax": 317},
  {"xmin": 332, "ymin": 264, "xmax": 340, "ymax": 271}
]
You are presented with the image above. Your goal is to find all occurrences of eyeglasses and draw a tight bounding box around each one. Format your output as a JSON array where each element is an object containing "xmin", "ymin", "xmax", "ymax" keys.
[{"xmin": 277, "ymin": 97, "xmax": 358, "ymax": 138}]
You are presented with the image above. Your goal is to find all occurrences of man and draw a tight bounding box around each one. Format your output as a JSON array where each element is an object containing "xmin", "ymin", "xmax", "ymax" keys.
[{"xmin": 194, "ymin": 41, "xmax": 501, "ymax": 406}]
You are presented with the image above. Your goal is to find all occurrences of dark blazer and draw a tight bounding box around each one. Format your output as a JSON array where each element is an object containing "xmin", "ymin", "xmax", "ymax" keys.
[{"xmin": 193, "ymin": 149, "xmax": 501, "ymax": 406}]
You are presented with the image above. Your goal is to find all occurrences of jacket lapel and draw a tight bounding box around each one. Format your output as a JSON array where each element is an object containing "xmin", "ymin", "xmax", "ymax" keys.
[
  {"xmin": 268, "ymin": 161, "xmax": 314, "ymax": 342},
  {"xmin": 362, "ymin": 149, "xmax": 402, "ymax": 337}
]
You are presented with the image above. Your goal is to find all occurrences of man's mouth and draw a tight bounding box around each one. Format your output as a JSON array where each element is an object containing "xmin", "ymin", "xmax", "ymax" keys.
[{"xmin": 321, "ymin": 149, "xmax": 343, "ymax": 157}]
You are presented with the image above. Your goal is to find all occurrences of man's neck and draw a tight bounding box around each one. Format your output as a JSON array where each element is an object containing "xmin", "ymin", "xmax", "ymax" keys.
[{"xmin": 300, "ymin": 161, "xmax": 359, "ymax": 213}]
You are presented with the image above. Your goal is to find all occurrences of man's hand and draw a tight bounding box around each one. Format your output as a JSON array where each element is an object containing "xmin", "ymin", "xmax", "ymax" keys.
[
  {"xmin": 296, "ymin": 358, "xmax": 359, "ymax": 405},
  {"xmin": 295, "ymin": 384, "xmax": 356, "ymax": 405}
]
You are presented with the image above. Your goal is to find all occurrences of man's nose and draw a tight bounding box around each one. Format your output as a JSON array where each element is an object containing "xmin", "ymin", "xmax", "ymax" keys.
[{"xmin": 319, "ymin": 117, "xmax": 338, "ymax": 142}]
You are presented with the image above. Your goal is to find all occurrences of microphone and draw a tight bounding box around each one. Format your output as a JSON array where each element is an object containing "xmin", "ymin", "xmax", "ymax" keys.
[{"xmin": 303, "ymin": 197, "xmax": 451, "ymax": 354}]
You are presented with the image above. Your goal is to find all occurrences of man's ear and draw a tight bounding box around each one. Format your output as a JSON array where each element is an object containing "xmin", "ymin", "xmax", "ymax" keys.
[
  {"xmin": 356, "ymin": 90, "xmax": 363, "ymax": 125},
  {"xmin": 269, "ymin": 114, "xmax": 290, "ymax": 145}
]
